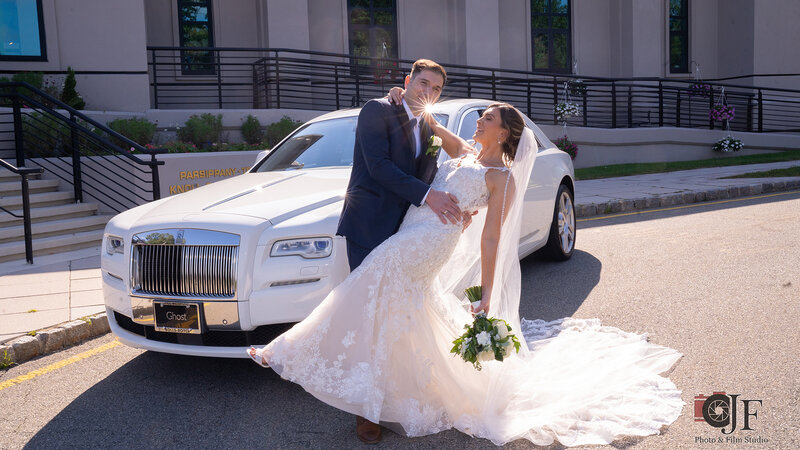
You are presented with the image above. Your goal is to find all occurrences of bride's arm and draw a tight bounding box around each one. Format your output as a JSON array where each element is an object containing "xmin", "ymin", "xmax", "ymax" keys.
[
  {"xmin": 427, "ymin": 120, "xmax": 474, "ymax": 159},
  {"xmin": 387, "ymin": 87, "xmax": 474, "ymax": 158},
  {"xmin": 474, "ymin": 169, "xmax": 516, "ymax": 315}
]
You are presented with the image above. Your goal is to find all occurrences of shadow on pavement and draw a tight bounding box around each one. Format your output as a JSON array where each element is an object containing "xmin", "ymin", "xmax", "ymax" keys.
[
  {"xmin": 22, "ymin": 351, "xmax": 526, "ymax": 449},
  {"xmin": 23, "ymin": 351, "xmax": 359, "ymax": 449},
  {"xmin": 519, "ymin": 249, "xmax": 602, "ymax": 322}
]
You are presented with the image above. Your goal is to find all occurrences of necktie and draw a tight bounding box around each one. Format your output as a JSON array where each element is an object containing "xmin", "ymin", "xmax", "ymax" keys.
[{"xmin": 408, "ymin": 118, "xmax": 419, "ymax": 157}]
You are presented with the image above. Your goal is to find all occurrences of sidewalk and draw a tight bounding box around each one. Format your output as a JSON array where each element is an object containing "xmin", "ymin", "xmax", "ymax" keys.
[{"xmin": 1, "ymin": 161, "xmax": 799, "ymax": 360}]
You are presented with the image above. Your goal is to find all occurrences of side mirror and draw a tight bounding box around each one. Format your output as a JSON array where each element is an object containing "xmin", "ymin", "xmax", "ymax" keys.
[{"xmin": 254, "ymin": 149, "xmax": 269, "ymax": 167}]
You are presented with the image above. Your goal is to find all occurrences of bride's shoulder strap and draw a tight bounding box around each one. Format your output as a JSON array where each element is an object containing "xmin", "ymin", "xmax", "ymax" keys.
[{"xmin": 501, "ymin": 170, "xmax": 512, "ymax": 222}]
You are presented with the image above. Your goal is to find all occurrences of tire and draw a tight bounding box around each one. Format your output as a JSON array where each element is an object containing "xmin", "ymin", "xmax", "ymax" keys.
[{"xmin": 536, "ymin": 183, "xmax": 575, "ymax": 261}]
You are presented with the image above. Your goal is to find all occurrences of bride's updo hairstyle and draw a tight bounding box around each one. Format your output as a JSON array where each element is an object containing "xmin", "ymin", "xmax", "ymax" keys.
[{"xmin": 488, "ymin": 102, "xmax": 525, "ymax": 164}]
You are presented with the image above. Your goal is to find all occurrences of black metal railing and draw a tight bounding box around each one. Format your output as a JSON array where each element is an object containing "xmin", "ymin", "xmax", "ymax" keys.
[
  {"xmin": 148, "ymin": 46, "xmax": 800, "ymax": 133},
  {"xmin": 0, "ymin": 82, "xmax": 165, "ymax": 215},
  {"xmin": 0, "ymin": 158, "xmax": 43, "ymax": 263}
]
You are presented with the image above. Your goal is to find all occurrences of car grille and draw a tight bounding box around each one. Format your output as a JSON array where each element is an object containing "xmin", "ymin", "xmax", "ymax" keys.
[
  {"xmin": 131, "ymin": 244, "xmax": 238, "ymax": 298},
  {"xmin": 114, "ymin": 312, "xmax": 293, "ymax": 347}
]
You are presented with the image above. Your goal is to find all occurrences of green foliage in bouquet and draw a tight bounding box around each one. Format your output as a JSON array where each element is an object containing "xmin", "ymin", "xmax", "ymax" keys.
[{"xmin": 450, "ymin": 286, "xmax": 521, "ymax": 371}]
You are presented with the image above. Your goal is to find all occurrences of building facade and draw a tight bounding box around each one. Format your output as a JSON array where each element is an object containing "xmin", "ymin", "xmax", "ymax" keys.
[{"xmin": 2, "ymin": 0, "xmax": 798, "ymax": 111}]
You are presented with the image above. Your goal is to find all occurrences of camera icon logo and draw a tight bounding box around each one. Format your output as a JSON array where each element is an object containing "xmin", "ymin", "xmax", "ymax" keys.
[
  {"xmin": 694, "ymin": 391, "xmax": 762, "ymax": 434},
  {"xmin": 694, "ymin": 392, "xmax": 730, "ymax": 427}
]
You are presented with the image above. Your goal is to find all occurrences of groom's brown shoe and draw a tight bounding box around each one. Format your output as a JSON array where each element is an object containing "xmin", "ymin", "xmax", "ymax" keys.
[{"xmin": 356, "ymin": 415, "xmax": 382, "ymax": 444}]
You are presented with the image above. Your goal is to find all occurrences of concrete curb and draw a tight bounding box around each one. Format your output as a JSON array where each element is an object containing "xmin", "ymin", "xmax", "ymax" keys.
[
  {"xmin": 0, "ymin": 312, "xmax": 110, "ymax": 368},
  {"xmin": 575, "ymin": 179, "xmax": 800, "ymax": 218}
]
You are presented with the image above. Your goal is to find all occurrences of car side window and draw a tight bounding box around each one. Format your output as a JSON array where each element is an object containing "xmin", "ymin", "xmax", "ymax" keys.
[{"xmin": 457, "ymin": 109, "xmax": 482, "ymax": 141}]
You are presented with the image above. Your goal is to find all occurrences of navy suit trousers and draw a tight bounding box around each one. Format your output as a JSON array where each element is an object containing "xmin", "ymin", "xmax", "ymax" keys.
[{"xmin": 346, "ymin": 238, "xmax": 372, "ymax": 272}]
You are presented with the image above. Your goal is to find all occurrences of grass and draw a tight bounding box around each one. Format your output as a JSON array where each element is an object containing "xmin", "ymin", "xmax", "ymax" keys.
[
  {"xmin": 27, "ymin": 331, "xmax": 36, "ymax": 336},
  {"xmin": 79, "ymin": 316, "xmax": 92, "ymax": 323},
  {"xmin": 27, "ymin": 309, "xmax": 37, "ymax": 313},
  {"xmin": 575, "ymin": 150, "xmax": 800, "ymax": 180},
  {"xmin": 0, "ymin": 350, "xmax": 15, "ymax": 370},
  {"xmin": 723, "ymin": 166, "xmax": 800, "ymax": 179}
]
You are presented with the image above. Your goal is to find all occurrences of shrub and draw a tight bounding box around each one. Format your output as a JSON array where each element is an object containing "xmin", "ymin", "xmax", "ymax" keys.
[
  {"xmin": 21, "ymin": 111, "xmax": 98, "ymax": 155},
  {"xmin": 107, "ymin": 117, "xmax": 157, "ymax": 146},
  {"xmin": 265, "ymin": 116, "xmax": 303, "ymax": 147},
  {"xmin": 0, "ymin": 72, "xmax": 43, "ymax": 107},
  {"xmin": 241, "ymin": 114, "xmax": 264, "ymax": 145},
  {"xmin": 12, "ymin": 71, "xmax": 44, "ymax": 89},
  {"xmin": 60, "ymin": 67, "xmax": 85, "ymax": 110},
  {"xmin": 554, "ymin": 135, "xmax": 578, "ymax": 160},
  {"xmin": 177, "ymin": 113, "xmax": 223, "ymax": 148}
]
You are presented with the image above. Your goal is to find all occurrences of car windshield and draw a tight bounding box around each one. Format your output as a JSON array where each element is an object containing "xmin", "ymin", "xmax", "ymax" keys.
[
  {"xmin": 255, "ymin": 117, "xmax": 358, "ymax": 172},
  {"xmin": 255, "ymin": 113, "xmax": 450, "ymax": 172}
]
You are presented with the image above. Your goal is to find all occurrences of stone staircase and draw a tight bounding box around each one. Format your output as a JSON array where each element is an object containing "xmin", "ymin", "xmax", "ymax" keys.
[{"xmin": 0, "ymin": 168, "xmax": 112, "ymax": 263}]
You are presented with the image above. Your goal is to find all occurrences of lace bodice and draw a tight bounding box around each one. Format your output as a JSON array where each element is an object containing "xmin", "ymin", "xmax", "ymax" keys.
[{"xmin": 402, "ymin": 153, "xmax": 508, "ymax": 229}]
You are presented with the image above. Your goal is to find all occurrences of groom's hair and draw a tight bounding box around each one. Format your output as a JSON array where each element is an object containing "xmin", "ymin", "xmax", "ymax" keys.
[{"xmin": 410, "ymin": 59, "xmax": 447, "ymax": 85}]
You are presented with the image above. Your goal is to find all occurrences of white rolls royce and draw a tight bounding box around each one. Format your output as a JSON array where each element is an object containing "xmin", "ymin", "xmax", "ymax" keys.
[{"xmin": 102, "ymin": 99, "xmax": 576, "ymax": 358}]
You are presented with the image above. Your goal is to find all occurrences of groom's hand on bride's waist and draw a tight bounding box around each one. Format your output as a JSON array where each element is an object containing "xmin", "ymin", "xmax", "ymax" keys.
[{"xmin": 425, "ymin": 189, "xmax": 462, "ymax": 225}]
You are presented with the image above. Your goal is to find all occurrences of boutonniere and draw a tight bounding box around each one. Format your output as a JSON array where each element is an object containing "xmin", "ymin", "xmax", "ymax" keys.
[{"xmin": 426, "ymin": 135, "xmax": 442, "ymax": 158}]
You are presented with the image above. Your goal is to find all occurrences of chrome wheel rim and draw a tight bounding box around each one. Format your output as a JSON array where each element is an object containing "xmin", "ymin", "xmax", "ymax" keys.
[{"xmin": 557, "ymin": 191, "xmax": 575, "ymax": 254}]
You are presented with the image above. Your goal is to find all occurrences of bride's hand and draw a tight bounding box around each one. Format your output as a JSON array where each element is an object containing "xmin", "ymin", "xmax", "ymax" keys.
[
  {"xmin": 471, "ymin": 297, "xmax": 490, "ymax": 315},
  {"xmin": 388, "ymin": 86, "xmax": 405, "ymax": 105},
  {"xmin": 461, "ymin": 210, "xmax": 478, "ymax": 233}
]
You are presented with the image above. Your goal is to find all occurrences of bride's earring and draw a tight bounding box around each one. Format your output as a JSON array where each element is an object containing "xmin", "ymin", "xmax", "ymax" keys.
[{"xmin": 497, "ymin": 134, "xmax": 505, "ymax": 145}]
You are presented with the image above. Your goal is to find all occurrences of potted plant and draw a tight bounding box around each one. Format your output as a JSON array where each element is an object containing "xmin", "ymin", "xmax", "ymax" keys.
[
  {"xmin": 554, "ymin": 135, "xmax": 578, "ymax": 160},
  {"xmin": 555, "ymin": 102, "xmax": 581, "ymax": 123},
  {"xmin": 712, "ymin": 136, "xmax": 743, "ymax": 153},
  {"xmin": 709, "ymin": 104, "xmax": 735, "ymax": 122}
]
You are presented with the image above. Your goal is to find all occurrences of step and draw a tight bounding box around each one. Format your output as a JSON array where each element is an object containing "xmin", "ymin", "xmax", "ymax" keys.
[
  {"xmin": 0, "ymin": 214, "xmax": 111, "ymax": 243},
  {"xmin": 0, "ymin": 202, "xmax": 98, "ymax": 226},
  {"xmin": 0, "ymin": 229, "xmax": 105, "ymax": 263},
  {"xmin": 0, "ymin": 178, "xmax": 59, "ymax": 195},
  {"xmin": 0, "ymin": 191, "xmax": 74, "ymax": 210},
  {"xmin": 0, "ymin": 167, "xmax": 43, "ymax": 182}
]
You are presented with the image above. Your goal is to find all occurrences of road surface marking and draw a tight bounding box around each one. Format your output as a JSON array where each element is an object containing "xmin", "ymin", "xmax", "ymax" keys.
[
  {"xmin": 577, "ymin": 190, "xmax": 799, "ymax": 222},
  {"xmin": 0, "ymin": 339, "xmax": 121, "ymax": 391}
]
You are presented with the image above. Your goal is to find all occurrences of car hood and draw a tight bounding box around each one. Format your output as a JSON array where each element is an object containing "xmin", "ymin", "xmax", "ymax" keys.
[{"xmin": 145, "ymin": 169, "xmax": 351, "ymax": 224}]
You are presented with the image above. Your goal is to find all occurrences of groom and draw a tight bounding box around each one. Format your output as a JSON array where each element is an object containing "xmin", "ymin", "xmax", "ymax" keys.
[{"xmin": 336, "ymin": 58, "xmax": 462, "ymax": 443}]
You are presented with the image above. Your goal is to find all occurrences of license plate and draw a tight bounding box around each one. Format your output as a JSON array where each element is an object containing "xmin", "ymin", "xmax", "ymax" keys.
[{"xmin": 154, "ymin": 302, "xmax": 201, "ymax": 334}]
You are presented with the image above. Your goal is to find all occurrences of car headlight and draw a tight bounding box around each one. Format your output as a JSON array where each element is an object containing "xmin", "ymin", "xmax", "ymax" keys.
[
  {"xmin": 106, "ymin": 235, "xmax": 124, "ymax": 255},
  {"xmin": 270, "ymin": 237, "xmax": 332, "ymax": 259}
]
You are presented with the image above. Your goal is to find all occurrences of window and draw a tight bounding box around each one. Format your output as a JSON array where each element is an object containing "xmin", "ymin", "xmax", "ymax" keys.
[
  {"xmin": 531, "ymin": 0, "xmax": 571, "ymax": 73},
  {"xmin": 0, "ymin": 0, "xmax": 46, "ymax": 61},
  {"xmin": 347, "ymin": 0, "xmax": 398, "ymax": 69},
  {"xmin": 669, "ymin": 0, "xmax": 689, "ymax": 73},
  {"xmin": 178, "ymin": 0, "xmax": 214, "ymax": 75}
]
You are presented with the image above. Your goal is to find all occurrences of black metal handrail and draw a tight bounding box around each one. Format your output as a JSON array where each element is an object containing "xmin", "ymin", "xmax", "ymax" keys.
[
  {"xmin": 0, "ymin": 158, "xmax": 43, "ymax": 264},
  {"xmin": 0, "ymin": 82, "xmax": 165, "ymax": 214},
  {"xmin": 148, "ymin": 46, "xmax": 800, "ymax": 133}
]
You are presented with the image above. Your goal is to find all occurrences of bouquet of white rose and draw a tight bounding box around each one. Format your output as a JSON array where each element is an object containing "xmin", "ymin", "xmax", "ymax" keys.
[{"xmin": 450, "ymin": 286, "xmax": 521, "ymax": 370}]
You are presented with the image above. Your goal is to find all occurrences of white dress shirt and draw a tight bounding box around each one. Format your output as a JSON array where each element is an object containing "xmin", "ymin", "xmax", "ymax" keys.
[{"xmin": 401, "ymin": 99, "xmax": 431, "ymax": 204}]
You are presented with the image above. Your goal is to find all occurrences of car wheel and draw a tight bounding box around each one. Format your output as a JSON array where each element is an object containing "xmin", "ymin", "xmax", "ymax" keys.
[{"xmin": 537, "ymin": 184, "xmax": 575, "ymax": 261}]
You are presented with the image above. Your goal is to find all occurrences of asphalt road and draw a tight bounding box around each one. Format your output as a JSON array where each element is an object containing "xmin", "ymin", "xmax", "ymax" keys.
[{"xmin": 2, "ymin": 191, "xmax": 799, "ymax": 450}]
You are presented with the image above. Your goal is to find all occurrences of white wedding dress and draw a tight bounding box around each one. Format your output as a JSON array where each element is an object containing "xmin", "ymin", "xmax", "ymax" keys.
[{"xmin": 258, "ymin": 150, "xmax": 683, "ymax": 446}]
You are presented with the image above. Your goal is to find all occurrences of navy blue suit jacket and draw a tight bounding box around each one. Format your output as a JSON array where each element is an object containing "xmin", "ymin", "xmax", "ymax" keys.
[{"xmin": 337, "ymin": 98, "xmax": 438, "ymax": 251}]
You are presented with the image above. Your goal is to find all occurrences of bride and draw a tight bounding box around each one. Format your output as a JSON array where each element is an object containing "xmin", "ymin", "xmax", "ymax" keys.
[{"xmin": 248, "ymin": 92, "xmax": 683, "ymax": 446}]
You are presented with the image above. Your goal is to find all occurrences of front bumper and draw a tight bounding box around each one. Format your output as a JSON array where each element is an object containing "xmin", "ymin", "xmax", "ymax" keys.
[{"xmin": 107, "ymin": 307, "xmax": 292, "ymax": 358}]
